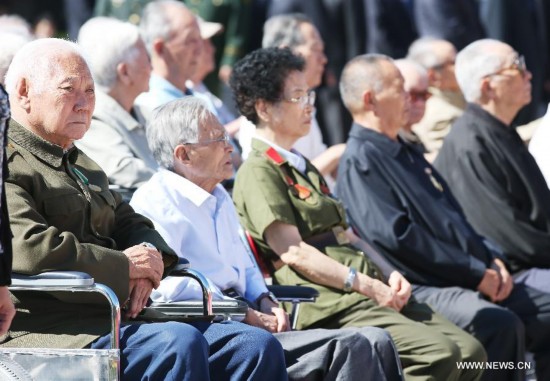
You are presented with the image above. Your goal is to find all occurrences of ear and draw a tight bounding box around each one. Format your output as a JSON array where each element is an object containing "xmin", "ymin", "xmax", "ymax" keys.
[
  {"xmin": 174, "ymin": 144, "xmax": 191, "ymax": 164},
  {"xmin": 152, "ymin": 39, "xmax": 164, "ymax": 57},
  {"xmin": 479, "ymin": 77, "xmax": 494, "ymax": 103},
  {"xmin": 14, "ymin": 77, "xmax": 31, "ymax": 111},
  {"xmin": 362, "ymin": 90, "xmax": 375, "ymax": 111},
  {"xmin": 255, "ymin": 99, "xmax": 272, "ymax": 124},
  {"xmin": 116, "ymin": 62, "xmax": 131, "ymax": 86}
]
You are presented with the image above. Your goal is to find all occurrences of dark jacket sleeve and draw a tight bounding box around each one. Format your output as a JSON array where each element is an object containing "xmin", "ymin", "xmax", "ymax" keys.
[{"xmin": 338, "ymin": 150, "xmax": 487, "ymax": 289}]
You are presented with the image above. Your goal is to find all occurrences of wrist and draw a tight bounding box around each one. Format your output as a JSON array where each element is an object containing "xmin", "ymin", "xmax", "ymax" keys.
[{"xmin": 343, "ymin": 267, "xmax": 357, "ymax": 293}]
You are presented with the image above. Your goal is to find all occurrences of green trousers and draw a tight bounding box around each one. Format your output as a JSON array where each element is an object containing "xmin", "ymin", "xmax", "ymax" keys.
[{"xmin": 309, "ymin": 299, "xmax": 486, "ymax": 381}]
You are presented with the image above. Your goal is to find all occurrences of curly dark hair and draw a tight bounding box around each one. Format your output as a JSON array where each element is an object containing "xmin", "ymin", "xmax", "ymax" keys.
[{"xmin": 229, "ymin": 47, "xmax": 305, "ymax": 124}]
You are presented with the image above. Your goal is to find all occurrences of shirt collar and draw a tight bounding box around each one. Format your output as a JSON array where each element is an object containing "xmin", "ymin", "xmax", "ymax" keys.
[
  {"xmin": 159, "ymin": 169, "xmax": 225, "ymax": 208},
  {"xmin": 465, "ymin": 103, "xmax": 516, "ymax": 138},
  {"xmin": 252, "ymin": 135, "xmax": 306, "ymax": 173},
  {"xmin": 8, "ymin": 118, "xmax": 78, "ymax": 167},
  {"xmin": 149, "ymin": 74, "xmax": 192, "ymax": 98},
  {"xmin": 348, "ymin": 122, "xmax": 403, "ymax": 157},
  {"xmin": 93, "ymin": 90, "xmax": 142, "ymax": 132}
]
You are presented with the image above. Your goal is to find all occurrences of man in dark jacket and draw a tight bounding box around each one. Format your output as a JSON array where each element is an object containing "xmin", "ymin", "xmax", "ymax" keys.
[{"xmin": 435, "ymin": 39, "xmax": 550, "ymax": 294}]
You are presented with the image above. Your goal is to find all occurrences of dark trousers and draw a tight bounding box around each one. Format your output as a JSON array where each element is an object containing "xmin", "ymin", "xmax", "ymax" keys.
[
  {"xmin": 413, "ymin": 283, "xmax": 550, "ymax": 381},
  {"xmin": 92, "ymin": 320, "xmax": 287, "ymax": 381}
]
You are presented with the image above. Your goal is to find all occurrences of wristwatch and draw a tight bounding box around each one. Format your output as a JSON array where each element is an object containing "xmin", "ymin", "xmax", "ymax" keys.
[
  {"xmin": 141, "ymin": 242, "xmax": 158, "ymax": 251},
  {"xmin": 343, "ymin": 267, "xmax": 357, "ymax": 293},
  {"xmin": 256, "ymin": 291, "xmax": 279, "ymax": 306}
]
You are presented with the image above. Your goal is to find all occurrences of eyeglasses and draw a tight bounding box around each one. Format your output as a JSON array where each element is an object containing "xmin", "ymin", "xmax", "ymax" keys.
[
  {"xmin": 484, "ymin": 55, "xmax": 527, "ymax": 79},
  {"xmin": 182, "ymin": 132, "xmax": 231, "ymax": 146},
  {"xmin": 280, "ymin": 90, "xmax": 316, "ymax": 108},
  {"xmin": 408, "ymin": 90, "xmax": 431, "ymax": 102}
]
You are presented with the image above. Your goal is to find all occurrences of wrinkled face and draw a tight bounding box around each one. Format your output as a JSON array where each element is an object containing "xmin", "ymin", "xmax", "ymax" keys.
[
  {"xmin": 185, "ymin": 115, "xmax": 234, "ymax": 184},
  {"xmin": 164, "ymin": 8, "xmax": 202, "ymax": 80},
  {"xmin": 293, "ymin": 22, "xmax": 327, "ymax": 88},
  {"xmin": 372, "ymin": 62, "xmax": 408, "ymax": 134},
  {"xmin": 484, "ymin": 48, "xmax": 532, "ymax": 112},
  {"xmin": 402, "ymin": 68, "xmax": 430, "ymax": 125},
  {"xmin": 270, "ymin": 70, "xmax": 314, "ymax": 141},
  {"xmin": 127, "ymin": 38, "xmax": 152, "ymax": 95},
  {"xmin": 28, "ymin": 52, "xmax": 95, "ymax": 148}
]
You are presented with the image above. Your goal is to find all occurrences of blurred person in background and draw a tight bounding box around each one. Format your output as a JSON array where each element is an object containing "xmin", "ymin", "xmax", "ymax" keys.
[
  {"xmin": 76, "ymin": 17, "xmax": 158, "ymax": 190},
  {"xmin": 407, "ymin": 37, "xmax": 466, "ymax": 158},
  {"xmin": 394, "ymin": 59, "xmax": 429, "ymax": 155}
]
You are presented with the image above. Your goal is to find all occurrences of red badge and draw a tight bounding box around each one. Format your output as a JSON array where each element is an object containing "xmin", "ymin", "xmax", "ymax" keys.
[{"xmin": 293, "ymin": 184, "xmax": 311, "ymax": 199}]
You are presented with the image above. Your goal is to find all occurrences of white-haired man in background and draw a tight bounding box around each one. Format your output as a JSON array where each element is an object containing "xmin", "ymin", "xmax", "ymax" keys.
[
  {"xmin": 407, "ymin": 37, "xmax": 465, "ymax": 158},
  {"xmin": 76, "ymin": 17, "xmax": 158, "ymax": 189},
  {"xmin": 436, "ymin": 39, "xmax": 550, "ymax": 297}
]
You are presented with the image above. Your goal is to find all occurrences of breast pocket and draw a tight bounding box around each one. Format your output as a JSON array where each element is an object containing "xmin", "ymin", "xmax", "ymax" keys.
[{"xmin": 43, "ymin": 193, "xmax": 87, "ymax": 232}]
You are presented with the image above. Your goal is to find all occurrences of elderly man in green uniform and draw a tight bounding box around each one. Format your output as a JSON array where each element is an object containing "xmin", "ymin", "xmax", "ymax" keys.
[
  {"xmin": 0, "ymin": 37, "xmax": 289, "ymax": 380},
  {"xmin": 230, "ymin": 47, "xmax": 486, "ymax": 381}
]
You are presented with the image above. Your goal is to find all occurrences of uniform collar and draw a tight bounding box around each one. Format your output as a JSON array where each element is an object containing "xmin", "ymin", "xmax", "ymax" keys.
[
  {"xmin": 252, "ymin": 135, "xmax": 306, "ymax": 173},
  {"xmin": 8, "ymin": 119, "xmax": 78, "ymax": 167},
  {"xmin": 349, "ymin": 122, "xmax": 403, "ymax": 157}
]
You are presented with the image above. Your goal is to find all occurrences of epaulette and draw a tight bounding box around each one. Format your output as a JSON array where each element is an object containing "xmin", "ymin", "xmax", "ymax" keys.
[{"xmin": 264, "ymin": 147, "xmax": 286, "ymax": 166}]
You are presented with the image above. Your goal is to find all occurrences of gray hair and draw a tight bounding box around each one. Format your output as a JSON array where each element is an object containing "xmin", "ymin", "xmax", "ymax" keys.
[
  {"xmin": 262, "ymin": 14, "xmax": 312, "ymax": 49},
  {"xmin": 140, "ymin": 0, "xmax": 188, "ymax": 55},
  {"xmin": 455, "ymin": 39, "xmax": 509, "ymax": 102},
  {"xmin": 407, "ymin": 37, "xmax": 452, "ymax": 69},
  {"xmin": 0, "ymin": 32, "xmax": 32, "ymax": 85},
  {"xmin": 340, "ymin": 54, "xmax": 393, "ymax": 114},
  {"xmin": 394, "ymin": 59, "xmax": 428, "ymax": 86},
  {"xmin": 5, "ymin": 38, "xmax": 91, "ymax": 95},
  {"xmin": 147, "ymin": 96, "xmax": 214, "ymax": 170},
  {"xmin": 78, "ymin": 17, "xmax": 141, "ymax": 91},
  {"xmin": 0, "ymin": 15, "xmax": 33, "ymax": 39}
]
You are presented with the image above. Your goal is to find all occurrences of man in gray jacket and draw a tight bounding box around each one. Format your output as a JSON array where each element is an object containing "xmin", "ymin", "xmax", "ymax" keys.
[{"xmin": 77, "ymin": 17, "xmax": 158, "ymax": 189}]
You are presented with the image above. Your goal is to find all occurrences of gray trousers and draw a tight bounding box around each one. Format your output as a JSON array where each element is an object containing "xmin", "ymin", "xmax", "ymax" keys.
[
  {"xmin": 514, "ymin": 267, "xmax": 550, "ymax": 294},
  {"xmin": 413, "ymin": 283, "xmax": 550, "ymax": 381},
  {"xmin": 275, "ymin": 327, "xmax": 403, "ymax": 381}
]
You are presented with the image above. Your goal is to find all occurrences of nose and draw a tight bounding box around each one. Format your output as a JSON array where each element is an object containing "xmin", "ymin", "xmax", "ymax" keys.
[{"xmin": 75, "ymin": 91, "xmax": 93, "ymax": 112}]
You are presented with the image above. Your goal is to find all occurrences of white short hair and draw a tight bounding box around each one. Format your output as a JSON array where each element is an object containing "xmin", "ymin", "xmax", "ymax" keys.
[
  {"xmin": 0, "ymin": 32, "xmax": 32, "ymax": 85},
  {"xmin": 78, "ymin": 17, "xmax": 141, "ymax": 91},
  {"xmin": 147, "ymin": 97, "xmax": 214, "ymax": 170},
  {"xmin": 455, "ymin": 39, "xmax": 509, "ymax": 102},
  {"xmin": 0, "ymin": 15, "xmax": 33, "ymax": 40},
  {"xmin": 4, "ymin": 38, "xmax": 90, "ymax": 95},
  {"xmin": 140, "ymin": 0, "xmax": 188, "ymax": 54}
]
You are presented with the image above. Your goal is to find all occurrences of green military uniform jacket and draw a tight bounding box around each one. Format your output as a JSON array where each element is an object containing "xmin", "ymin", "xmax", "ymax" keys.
[
  {"xmin": 234, "ymin": 138, "xmax": 379, "ymax": 330},
  {"xmin": 1, "ymin": 120, "xmax": 177, "ymax": 349}
]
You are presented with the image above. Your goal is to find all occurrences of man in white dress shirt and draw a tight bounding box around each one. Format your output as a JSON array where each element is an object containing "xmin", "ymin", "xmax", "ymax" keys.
[{"xmin": 130, "ymin": 96, "xmax": 404, "ymax": 381}]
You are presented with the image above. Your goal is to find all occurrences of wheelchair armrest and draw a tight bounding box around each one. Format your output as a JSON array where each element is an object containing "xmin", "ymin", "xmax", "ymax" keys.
[
  {"xmin": 9, "ymin": 271, "xmax": 121, "ymax": 351},
  {"xmin": 268, "ymin": 285, "xmax": 319, "ymax": 303},
  {"xmin": 166, "ymin": 263, "xmax": 213, "ymax": 316},
  {"xmin": 11, "ymin": 271, "xmax": 94, "ymax": 287}
]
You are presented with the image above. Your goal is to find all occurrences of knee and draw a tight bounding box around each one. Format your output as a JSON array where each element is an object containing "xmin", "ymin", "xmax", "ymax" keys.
[
  {"xmin": 155, "ymin": 322, "xmax": 208, "ymax": 355},
  {"xmin": 480, "ymin": 308, "xmax": 525, "ymax": 341}
]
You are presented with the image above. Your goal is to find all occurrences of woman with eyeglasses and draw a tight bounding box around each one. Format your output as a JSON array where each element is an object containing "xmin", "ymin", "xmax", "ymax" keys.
[{"xmin": 230, "ymin": 47, "xmax": 485, "ymax": 381}]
